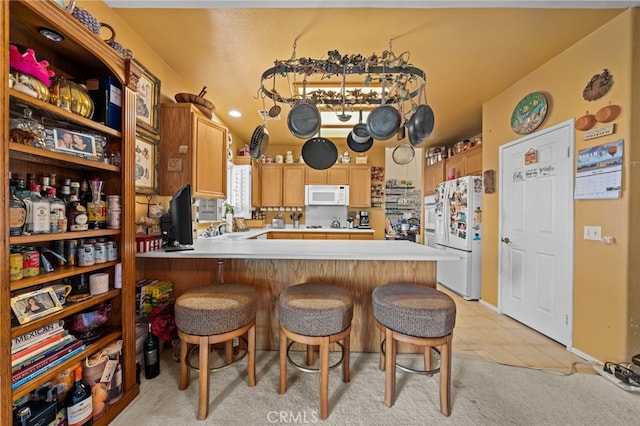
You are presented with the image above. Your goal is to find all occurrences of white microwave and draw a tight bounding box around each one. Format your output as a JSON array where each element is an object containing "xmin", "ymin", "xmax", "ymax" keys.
[{"xmin": 305, "ymin": 185, "xmax": 350, "ymax": 206}]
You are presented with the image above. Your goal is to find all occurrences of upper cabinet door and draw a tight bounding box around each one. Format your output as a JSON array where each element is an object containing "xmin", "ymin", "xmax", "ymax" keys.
[
  {"xmin": 349, "ymin": 165, "xmax": 371, "ymax": 207},
  {"xmin": 327, "ymin": 165, "xmax": 349, "ymax": 184},
  {"xmin": 193, "ymin": 114, "xmax": 227, "ymax": 198},
  {"xmin": 160, "ymin": 103, "xmax": 227, "ymax": 198}
]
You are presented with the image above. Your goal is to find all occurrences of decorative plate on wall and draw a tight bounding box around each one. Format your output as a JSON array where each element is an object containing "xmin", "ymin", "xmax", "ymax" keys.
[{"xmin": 510, "ymin": 92, "xmax": 548, "ymax": 135}]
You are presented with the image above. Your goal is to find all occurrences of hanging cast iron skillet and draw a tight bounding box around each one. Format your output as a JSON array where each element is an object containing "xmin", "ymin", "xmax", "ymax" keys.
[
  {"xmin": 407, "ymin": 104, "xmax": 435, "ymax": 147},
  {"xmin": 391, "ymin": 144, "xmax": 415, "ymax": 165},
  {"xmin": 301, "ymin": 136, "xmax": 338, "ymax": 170},
  {"xmin": 250, "ymin": 125, "xmax": 269, "ymax": 159},
  {"xmin": 287, "ymin": 102, "xmax": 321, "ymax": 139},
  {"xmin": 287, "ymin": 79, "xmax": 321, "ymax": 139},
  {"xmin": 366, "ymin": 84, "xmax": 401, "ymax": 140}
]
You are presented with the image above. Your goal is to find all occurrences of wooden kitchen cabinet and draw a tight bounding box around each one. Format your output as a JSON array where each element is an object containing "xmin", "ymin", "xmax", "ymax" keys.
[
  {"xmin": 441, "ymin": 145, "xmax": 483, "ymax": 180},
  {"xmin": 283, "ymin": 164, "xmax": 306, "ymax": 206},
  {"xmin": 327, "ymin": 165, "xmax": 350, "ymax": 184},
  {"xmin": 160, "ymin": 103, "xmax": 227, "ymax": 199},
  {"xmin": 305, "ymin": 164, "xmax": 349, "ymax": 184},
  {"xmin": 464, "ymin": 145, "xmax": 483, "ymax": 176},
  {"xmin": 349, "ymin": 165, "xmax": 371, "ymax": 208},
  {"xmin": 260, "ymin": 164, "xmax": 283, "ymax": 206},
  {"xmin": 424, "ymin": 160, "xmax": 445, "ymax": 194}
]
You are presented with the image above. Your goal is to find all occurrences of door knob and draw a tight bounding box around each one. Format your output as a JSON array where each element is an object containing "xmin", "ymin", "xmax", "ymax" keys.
[{"xmin": 501, "ymin": 237, "xmax": 511, "ymax": 244}]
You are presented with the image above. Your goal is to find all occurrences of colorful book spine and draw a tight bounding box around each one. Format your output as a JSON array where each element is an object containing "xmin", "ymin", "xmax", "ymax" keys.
[
  {"xmin": 11, "ymin": 332, "xmax": 64, "ymax": 362},
  {"xmin": 11, "ymin": 332, "xmax": 71, "ymax": 367},
  {"xmin": 12, "ymin": 341, "xmax": 85, "ymax": 389},
  {"xmin": 11, "ymin": 320, "xmax": 65, "ymax": 354},
  {"xmin": 12, "ymin": 334, "xmax": 75, "ymax": 372}
]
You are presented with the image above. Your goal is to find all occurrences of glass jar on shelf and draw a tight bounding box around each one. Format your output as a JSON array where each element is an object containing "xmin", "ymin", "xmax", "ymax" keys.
[{"xmin": 9, "ymin": 107, "xmax": 46, "ymax": 147}]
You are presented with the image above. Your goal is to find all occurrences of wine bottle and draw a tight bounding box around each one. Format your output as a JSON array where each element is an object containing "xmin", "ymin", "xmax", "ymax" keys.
[
  {"xmin": 65, "ymin": 367, "xmax": 93, "ymax": 426},
  {"xmin": 144, "ymin": 323, "xmax": 160, "ymax": 379}
]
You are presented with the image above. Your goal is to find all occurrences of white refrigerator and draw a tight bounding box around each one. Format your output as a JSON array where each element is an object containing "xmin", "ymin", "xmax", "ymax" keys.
[{"xmin": 434, "ymin": 176, "xmax": 483, "ymax": 300}]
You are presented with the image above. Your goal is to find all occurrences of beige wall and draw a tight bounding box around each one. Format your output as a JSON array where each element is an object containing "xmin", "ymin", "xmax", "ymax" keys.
[{"xmin": 482, "ymin": 10, "xmax": 638, "ymax": 361}]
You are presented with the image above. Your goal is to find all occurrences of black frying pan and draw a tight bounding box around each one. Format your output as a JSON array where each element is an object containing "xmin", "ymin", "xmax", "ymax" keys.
[
  {"xmin": 347, "ymin": 131, "xmax": 373, "ymax": 153},
  {"xmin": 413, "ymin": 104, "xmax": 435, "ymax": 141},
  {"xmin": 301, "ymin": 136, "xmax": 338, "ymax": 170}
]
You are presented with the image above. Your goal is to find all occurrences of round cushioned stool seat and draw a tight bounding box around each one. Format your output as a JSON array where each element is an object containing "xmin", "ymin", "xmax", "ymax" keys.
[
  {"xmin": 372, "ymin": 283, "xmax": 455, "ymax": 338},
  {"xmin": 175, "ymin": 284, "xmax": 257, "ymax": 336},
  {"xmin": 280, "ymin": 283, "xmax": 353, "ymax": 336}
]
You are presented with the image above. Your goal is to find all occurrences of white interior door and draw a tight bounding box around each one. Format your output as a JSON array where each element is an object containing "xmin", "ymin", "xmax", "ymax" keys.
[{"xmin": 499, "ymin": 119, "xmax": 574, "ymax": 345}]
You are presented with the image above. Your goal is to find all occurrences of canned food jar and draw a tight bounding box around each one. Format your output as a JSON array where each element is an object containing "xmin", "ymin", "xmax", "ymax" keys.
[
  {"xmin": 94, "ymin": 242, "xmax": 107, "ymax": 264},
  {"xmin": 78, "ymin": 244, "xmax": 95, "ymax": 266},
  {"xmin": 22, "ymin": 247, "xmax": 40, "ymax": 277},
  {"xmin": 10, "ymin": 250, "xmax": 23, "ymax": 281},
  {"xmin": 107, "ymin": 195, "xmax": 122, "ymax": 229},
  {"xmin": 106, "ymin": 241, "xmax": 118, "ymax": 261}
]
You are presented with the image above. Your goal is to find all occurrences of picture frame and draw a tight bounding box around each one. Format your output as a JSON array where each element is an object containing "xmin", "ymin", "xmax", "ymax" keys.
[
  {"xmin": 135, "ymin": 130, "xmax": 160, "ymax": 194},
  {"xmin": 51, "ymin": 128, "xmax": 97, "ymax": 157},
  {"xmin": 134, "ymin": 58, "xmax": 161, "ymax": 134},
  {"xmin": 11, "ymin": 287, "xmax": 63, "ymax": 325},
  {"xmin": 233, "ymin": 217, "xmax": 249, "ymax": 232}
]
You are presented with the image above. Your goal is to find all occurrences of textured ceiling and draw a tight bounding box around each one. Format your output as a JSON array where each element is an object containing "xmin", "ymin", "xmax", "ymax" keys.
[{"xmin": 108, "ymin": 5, "xmax": 627, "ymax": 149}]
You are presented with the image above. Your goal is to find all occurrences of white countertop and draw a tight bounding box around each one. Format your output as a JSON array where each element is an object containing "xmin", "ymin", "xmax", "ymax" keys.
[
  {"xmin": 136, "ymin": 237, "xmax": 460, "ymax": 261},
  {"xmin": 210, "ymin": 225, "xmax": 374, "ymax": 239}
]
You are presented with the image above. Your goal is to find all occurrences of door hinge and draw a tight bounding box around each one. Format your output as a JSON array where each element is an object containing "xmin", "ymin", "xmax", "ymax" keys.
[
  {"xmin": 565, "ymin": 314, "xmax": 568, "ymax": 325},
  {"xmin": 567, "ymin": 147, "xmax": 570, "ymax": 158}
]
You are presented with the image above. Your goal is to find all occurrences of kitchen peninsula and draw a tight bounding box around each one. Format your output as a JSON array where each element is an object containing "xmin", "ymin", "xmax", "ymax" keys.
[{"xmin": 136, "ymin": 238, "xmax": 458, "ymax": 353}]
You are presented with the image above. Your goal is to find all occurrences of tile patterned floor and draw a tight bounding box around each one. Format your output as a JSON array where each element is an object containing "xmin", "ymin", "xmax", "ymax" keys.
[{"xmin": 441, "ymin": 285, "xmax": 595, "ymax": 374}]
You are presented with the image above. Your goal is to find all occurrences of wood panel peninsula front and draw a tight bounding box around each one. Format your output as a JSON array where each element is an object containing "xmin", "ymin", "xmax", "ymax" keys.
[{"xmin": 137, "ymin": 238, "xmax": 459, "ymax": 353}]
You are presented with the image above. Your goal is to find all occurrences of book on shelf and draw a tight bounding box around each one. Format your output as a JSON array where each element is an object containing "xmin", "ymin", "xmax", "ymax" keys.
[
  {"xmin": 12, "ymin": 340, "xmax": 85, "ymax": 389},
  {"xmin": 11, "ymin": 331, "xmax": 65, "ymax": 362},
  {"xmin": 11, "ymin": 320, "xmax": 65, "ymax": 355},
  {"xmin": 12, "ymin": 333, "xmax": 75, "ymax": 372}
]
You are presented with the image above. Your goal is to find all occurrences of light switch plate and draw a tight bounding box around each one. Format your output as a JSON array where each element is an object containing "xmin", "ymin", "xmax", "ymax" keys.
[{"xmin": 584, "ymin": 226, "xmax": 602, "ymax": 241}]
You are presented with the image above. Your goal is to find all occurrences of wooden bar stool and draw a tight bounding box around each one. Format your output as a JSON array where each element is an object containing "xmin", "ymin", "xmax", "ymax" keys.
[
  {"xmin": 372, "ymin": 283, "xmax": 456, "ymax": 416},
  {"xmin": 278, "ymin": 282, "xmax": 353, "ymax": 420},
  {"xmin": 175, "ymin": 283, "xmax": 257, "ymax": 420}
]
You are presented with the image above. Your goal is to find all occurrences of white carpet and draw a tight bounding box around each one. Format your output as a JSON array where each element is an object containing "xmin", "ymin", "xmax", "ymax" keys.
[{"xmin": 110, "ymin": 349, "xmax": 640, "ymax": 425}]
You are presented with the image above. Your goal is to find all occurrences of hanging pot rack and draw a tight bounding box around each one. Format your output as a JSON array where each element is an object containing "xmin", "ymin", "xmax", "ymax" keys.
[{"xmin": 258, "ymin": 41, "xmax": 428, "ymax": 112}]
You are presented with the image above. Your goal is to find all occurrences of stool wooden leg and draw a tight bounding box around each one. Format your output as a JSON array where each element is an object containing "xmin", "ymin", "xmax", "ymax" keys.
[
  {"xmin": 307, "ymin": 344, "xmax": 315, "ymax": 366},
  {"xmin": 424, "ymin": 346, "xmax": 433, "ymax": 372},
  {"xmin": 440, "ymin": 334, "xmax": 452, "ymax": 416},
  {"xmin": 225, "ymin": 340, "xmax": 233, "ymax": 364},
  {"xmin": 378, "ymin": 328, "xmax": 385, "ymax": 371},
  {"xmin": 197, "ymin": 337, "xmax": 210, "ymax": 420},
  {"xmin": 384, "ymin": 327, "xmax": 396, "ymax": 407},
  {"xmin": 179, "ymin": 338, "xmax": 189, "ymax": 390},
  {"xmin": 248, "ymin": 325, "xmax": 256, "ymax": 387},
  {"xmin": 343, "ymin": 333, "xmax": 351, "ymax": 383},
  {"xmin": 279, "ymin": 326, "xmax": 287, "ymax": 394},
  {"xmin": 319, "ymin": 336, "xmax": 330, "ymax": 420}
]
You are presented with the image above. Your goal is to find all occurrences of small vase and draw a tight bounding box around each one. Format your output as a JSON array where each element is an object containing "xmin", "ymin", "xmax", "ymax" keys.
[{"xmin": 171, "ymin": 338, "xmax": 180, "ymax": 363}]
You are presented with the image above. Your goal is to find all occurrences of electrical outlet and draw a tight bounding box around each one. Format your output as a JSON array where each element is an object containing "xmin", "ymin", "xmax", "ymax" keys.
[{"xmin": 584, "ymin": 226, "xmax": 602, "ymax": 241}]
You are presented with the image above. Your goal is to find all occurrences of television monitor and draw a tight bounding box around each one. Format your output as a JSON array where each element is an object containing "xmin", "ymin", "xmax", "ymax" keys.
[{"xmin": 162, "ymin": 184, "xmax": 194, "ymax": 252}]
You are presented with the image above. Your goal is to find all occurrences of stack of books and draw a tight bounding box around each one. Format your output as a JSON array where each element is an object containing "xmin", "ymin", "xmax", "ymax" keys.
[{"xmin": 11, "ymin": 320, "xmax": 85, "ymax": 389}]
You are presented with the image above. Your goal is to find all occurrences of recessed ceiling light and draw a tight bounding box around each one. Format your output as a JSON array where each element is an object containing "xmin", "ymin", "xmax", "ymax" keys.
[
  {"xmin": 229, "ymin": 110, "xmax": 242, "ymax": 118},
  {"xmin": 39, "ymin": 28, "xmax": 64, "ymax": 43}
]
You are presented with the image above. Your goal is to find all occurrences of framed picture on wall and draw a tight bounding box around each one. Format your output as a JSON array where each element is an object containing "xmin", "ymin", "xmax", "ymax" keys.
[
  {"xmin": 135, "ymin": 130, "xmax": 160, "ymax": 194},
  {"xmin": 134, "ymin": 59, "xmax": 161, "ymax": 134}
]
